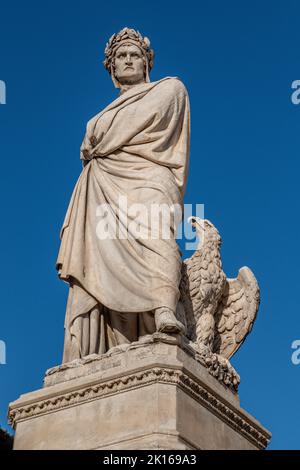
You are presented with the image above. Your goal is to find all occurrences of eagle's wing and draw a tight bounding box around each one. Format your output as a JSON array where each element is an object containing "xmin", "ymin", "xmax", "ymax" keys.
[
  {"xmin": 179, "ymin": 260, "xmax": 197, "ymax": 340},
  {"xmin": 213, "ymin": 267, "xmax": 260, "ymax": 359}
]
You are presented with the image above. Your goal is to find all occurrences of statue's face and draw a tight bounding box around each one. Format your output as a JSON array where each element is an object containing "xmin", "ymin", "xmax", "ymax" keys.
[{"xmin": 113, "ymin": 44, "xmax": 145, "ymax": 85}]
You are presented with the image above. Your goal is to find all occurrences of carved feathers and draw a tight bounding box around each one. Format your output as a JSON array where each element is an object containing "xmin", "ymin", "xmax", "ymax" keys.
[
  {"xmin": 213, "ymin": 267, "xmax": 260, "ymax": 359},
  {"xmin": 180, "ymin": 218, "xmax": 260, "ymax": 360}
]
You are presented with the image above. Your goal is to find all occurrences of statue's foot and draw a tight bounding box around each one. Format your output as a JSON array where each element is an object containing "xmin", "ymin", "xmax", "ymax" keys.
[{"xmin": 154, "ymin": 307, "xmax": 185, "ymax": 334}]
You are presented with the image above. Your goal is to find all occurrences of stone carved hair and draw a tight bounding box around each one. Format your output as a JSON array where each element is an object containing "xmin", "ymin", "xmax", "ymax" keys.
[{"xmin": 103, "ymin": 27, "xmax": 154, "ymax": 88}]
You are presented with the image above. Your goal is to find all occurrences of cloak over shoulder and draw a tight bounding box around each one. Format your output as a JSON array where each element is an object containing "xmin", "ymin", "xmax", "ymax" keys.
[{"xmin": 57, "ymin": 77, "xmax": 190, "ymax": 329}]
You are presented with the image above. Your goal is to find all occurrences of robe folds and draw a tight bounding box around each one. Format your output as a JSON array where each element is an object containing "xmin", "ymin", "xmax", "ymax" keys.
[{"xmin": 57, "ymin": 77, "xmax": 190, "ymax": 361}]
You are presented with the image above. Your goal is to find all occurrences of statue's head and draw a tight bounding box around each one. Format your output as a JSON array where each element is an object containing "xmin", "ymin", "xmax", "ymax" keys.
[{"xmin": 103, "ymin": 27, "xmax": 154, "ymax": 88}]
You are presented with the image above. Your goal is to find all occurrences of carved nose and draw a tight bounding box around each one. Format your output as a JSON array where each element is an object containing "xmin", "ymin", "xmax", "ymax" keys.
[{"xmin": 125, "ymin": 54, "xmax": 133, "ymax": 64}]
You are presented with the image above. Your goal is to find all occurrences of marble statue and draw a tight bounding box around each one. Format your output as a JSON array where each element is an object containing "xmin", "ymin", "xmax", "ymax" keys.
[
  {"xmin": 56, "ymin": 28, "xmax": 260, "ymax": 389},
  {"xmin": 179, "ymin": 217, "xmax": 260, "ymax": 388},
  {"xmin": 57, "ymin": 28, "xmax": 190, "ymax": 362}
]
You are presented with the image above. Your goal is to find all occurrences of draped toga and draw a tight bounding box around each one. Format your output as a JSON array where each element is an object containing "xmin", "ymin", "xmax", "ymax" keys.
[{"xmin": 56, "ymin": 77, "xmax": 190, "ymax": 361}]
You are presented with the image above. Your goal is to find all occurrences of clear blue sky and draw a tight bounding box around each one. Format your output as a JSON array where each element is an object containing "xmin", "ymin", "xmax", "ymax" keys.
[{"xmin": 0, "ymin": 0, "xmax": 299, "ymax": 450}]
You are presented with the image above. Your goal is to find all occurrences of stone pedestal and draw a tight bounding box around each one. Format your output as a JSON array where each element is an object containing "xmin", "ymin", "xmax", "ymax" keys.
[{"xmin": 8, "ymin": 335, "xmax": 271, "ymax": 450}]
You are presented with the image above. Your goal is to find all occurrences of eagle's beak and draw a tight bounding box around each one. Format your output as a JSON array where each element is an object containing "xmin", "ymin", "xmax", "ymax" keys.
[{"xmin": 188, "ymin": 216, "xmax": 204, "ymax": 231}]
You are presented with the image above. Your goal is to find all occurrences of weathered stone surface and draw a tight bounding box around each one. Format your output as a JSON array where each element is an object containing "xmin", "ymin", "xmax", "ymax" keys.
[{"xmin": 9, "ymin": 339, "xmax": 271, "ymax": 450}]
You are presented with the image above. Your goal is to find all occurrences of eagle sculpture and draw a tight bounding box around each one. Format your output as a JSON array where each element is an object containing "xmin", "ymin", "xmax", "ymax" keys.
[{"xmin": 179, "ymin": 217, "xmax": 260, "ymax": 390}]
